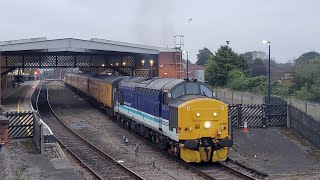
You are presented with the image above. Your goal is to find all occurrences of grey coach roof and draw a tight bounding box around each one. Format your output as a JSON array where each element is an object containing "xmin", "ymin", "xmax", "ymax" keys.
[{"xmin": 0, "ymin": 37, "xmax": 176, "ymax": 54}]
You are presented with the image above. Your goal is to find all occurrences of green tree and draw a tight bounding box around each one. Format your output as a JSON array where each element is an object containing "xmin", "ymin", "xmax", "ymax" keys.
[
  {"xmin": 291, "ymin": 57, "xmax": 320, "ymax": 91},
  {"xmin": 251, "ymin": 59, "xmax": 267, "ymax": 76},
  {"xmin": 227, "ymin": 69, "xmax": 247, "ymax": 91},
  {"xmin": 196, "ymin": 47, "xmax": 213, "ymax": 66},
  {"xmin": 241, "ymin": 51, "xmax": 277, "ymax": 76},
  {"xmin": 206, "ymin": 46, "xmax": 248, "ymax": 86},
  {"xmin": 290, "ymin": 56, "xmax": 320, "ymax": 102},
  {"xmin": 294, "ymin": 51, "xmax": 320, "ymax": 66}
]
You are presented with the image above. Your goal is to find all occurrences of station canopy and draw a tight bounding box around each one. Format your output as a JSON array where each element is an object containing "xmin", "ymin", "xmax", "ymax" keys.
[{"xmin": 0, "ymin": 37, "xmax": 176, "ymax": 76}]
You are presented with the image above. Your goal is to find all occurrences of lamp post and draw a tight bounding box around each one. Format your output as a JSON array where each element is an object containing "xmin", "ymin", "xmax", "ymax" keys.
[
  {"xmin": 183, "ymin": 51, "xmax": 189, "ymax": 79},
  {"xmin": 262, "ymin": 40, "xmax": 271, "ymax": 105},
  {"xmin": 226, "ymin": 41, "xmax": 230, "ymax": 48},
  {"xmin": 150, "ymin": 59, "xmax": 154, "ymax": 77}
]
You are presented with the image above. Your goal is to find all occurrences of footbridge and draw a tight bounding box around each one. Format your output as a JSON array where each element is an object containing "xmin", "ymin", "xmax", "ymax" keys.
[{"xmin": 0, "ymin": 37, "xmax": 179, "ymax": 77}]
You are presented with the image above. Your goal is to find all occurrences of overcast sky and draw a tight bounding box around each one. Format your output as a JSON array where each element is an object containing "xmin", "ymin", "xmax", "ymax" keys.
[{"xmin": 1, "ymin": 0, "xmax": 319, "ymax": 63}]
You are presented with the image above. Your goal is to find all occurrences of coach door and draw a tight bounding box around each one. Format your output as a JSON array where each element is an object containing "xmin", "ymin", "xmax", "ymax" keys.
[
  {"xmin": 137, "ymin": 95, "xmax": 141, "ymax": 113},
  {"xmin": 134, "ymin": 94, "xmax": 141, "ymax": 112}
]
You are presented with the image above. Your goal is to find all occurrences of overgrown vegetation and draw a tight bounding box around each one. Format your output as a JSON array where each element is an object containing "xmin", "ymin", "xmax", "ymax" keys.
[{"xmin": 202, "ymin": 45, "xmax": 320, "ymax": 102}]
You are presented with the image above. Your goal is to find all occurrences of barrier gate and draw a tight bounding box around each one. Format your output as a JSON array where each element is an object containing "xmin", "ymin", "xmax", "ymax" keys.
[
  {"xmin": 5, "ymin": 111, "xmax": 34, "ymax": 139},
  {"xmin": 228, "ymin": 104, "xmax": 287, "ymax": 128}
]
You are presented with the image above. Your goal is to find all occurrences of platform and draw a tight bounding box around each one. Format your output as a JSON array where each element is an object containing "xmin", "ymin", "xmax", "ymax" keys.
[{"xmin": 0, "ymin": 80, "xmax": 84, "ymax": 180}]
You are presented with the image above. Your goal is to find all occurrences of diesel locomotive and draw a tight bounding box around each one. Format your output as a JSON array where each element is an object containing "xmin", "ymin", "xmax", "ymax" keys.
[{"xmin": 64, "ymin": 73, "xmax": 233, "ymax": 163}]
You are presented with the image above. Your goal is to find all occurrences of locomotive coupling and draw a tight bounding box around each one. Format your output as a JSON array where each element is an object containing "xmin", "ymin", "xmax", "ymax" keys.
[
  {"xmin": 182, "ymin": 140, "xmax": 199, "ymax": 149},
  {"xmin": 216, "ymin": 139, "xmax": 233, "ymax": 148}
]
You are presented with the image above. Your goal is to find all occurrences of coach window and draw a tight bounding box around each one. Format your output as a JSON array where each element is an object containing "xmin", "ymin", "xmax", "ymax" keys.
[
  {"xmin": 172, "ymin": 84, "xmax": 185, "ymax": 99},
  {"xmin": 200, "ymin": 85, "xmax": 213, "ymax": 98},
  {"xmin": 186, "ymin": 83, "xmax": 199, "ymax": 95}
]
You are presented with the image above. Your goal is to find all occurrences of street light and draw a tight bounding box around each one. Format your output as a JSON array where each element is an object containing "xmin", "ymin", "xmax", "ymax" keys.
[
  {"xmin": 262, "ymin": 40, "xmax": 271, "ymax": 105},
  {"xmin": 183, "ymin": 51, "xmax": 189, "ymax": 79},
  {"xmin": 150, "ymin": 59, "xmax": 154, "ymax": 77},
  {"xmin": 150, "ymin": 59, "xmax": 154, "ymax": 66},
  {"xmin": 226, "ymin": 41, "xmax": 230, "ymax": 47}
]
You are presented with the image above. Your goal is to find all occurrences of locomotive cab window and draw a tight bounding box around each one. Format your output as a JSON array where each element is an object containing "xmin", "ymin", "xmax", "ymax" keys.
[
  {"xmin": 186, "ymin": 83, "xmax": 199, "ymax": 94},
  {"xmin": 171, "ymin": 85, "xmax": 185, "ymax": 99},
  {"xmin": 200, "ymin": 85, "xmax": 213, "ymax": 98}
]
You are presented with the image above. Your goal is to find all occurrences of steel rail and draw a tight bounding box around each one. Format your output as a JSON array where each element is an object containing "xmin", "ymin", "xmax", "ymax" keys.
[
  {"xmin": 189, "ymin": 162, "xmax": 260, "ymax": 180},
  {"xmin": 59, "ymin": 80, "xmax": 266, "ymax": 180},
  {"xmin": 218, "ymin": 162, "xmax": 260, "ymax": 180},
  {"xmin": 37, "ymin": 82, "xmax": 144, "ymax": 180}
]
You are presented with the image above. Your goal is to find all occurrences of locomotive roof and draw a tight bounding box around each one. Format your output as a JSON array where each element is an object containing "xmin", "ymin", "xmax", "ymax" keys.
[
  {"xmin": 119, "ymin": 77, "xmax": 184, "ymax": 91},
  {"xmin": 67, "ymin": 73, "xmax": 125, "ymax": 84},
  {"xmin": 90, "ymin": 74, "xmax": 126, "ymax": 84},
  {"xmin": 169, "ymin": 95, "xmax": 213, "ymax": 108},
  {"xmin": 67, "ymin": 73, "xmax": 93, "ymax": 78}
]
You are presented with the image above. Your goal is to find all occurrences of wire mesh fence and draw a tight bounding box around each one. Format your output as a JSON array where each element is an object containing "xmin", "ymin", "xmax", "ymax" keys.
[
  {"xmin": 215, "ymin": 88, "xmax": 264, "ymax": 105},
  {"xmin": 215, "ymin": 88, "xmax": 320, "ymax": 121}
]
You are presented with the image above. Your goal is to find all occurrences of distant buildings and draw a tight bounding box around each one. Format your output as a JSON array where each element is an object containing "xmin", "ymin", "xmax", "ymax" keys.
[
  {"xmin": 182, "ymin": 62, "xmax": 205, "ymax": 80},
  {"xmin": 270, "ymin": 65, "xmax": 294, "ymax": 83}
]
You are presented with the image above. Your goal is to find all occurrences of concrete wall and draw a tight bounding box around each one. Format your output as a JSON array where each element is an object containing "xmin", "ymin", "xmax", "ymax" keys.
[{"xmin": 288, "ymin": 104, "xmax": 320, "ymax": 149}]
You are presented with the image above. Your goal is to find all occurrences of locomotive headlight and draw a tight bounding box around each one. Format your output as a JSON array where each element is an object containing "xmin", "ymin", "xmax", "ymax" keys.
[
  {"xmin": 213, "ymin": 112, "xmax": 217, "ymax": 117},
  {"xmin": 204, "ymin": 122, "xmax": 211, "ymax": 128},
  {"xmin": 196, "ymin": 113, "xmax": 200, "ymax": 117}
]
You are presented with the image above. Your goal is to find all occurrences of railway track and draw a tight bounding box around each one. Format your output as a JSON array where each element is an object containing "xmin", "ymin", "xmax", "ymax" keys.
[
  {"xmin": 48, "ymin": 80, "xmax": 268, "ymax": 180},
  {"xmin": 190, "ymin": 161, "xmax": 266, "ymax": 180},
  {"xmin": 37, "ymin": 82, "xmax": 144, "ymax": 180}
]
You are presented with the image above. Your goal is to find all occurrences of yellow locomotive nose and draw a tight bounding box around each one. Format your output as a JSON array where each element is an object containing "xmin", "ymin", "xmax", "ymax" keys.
[
  {"xmin": 177, "ymin": 98, "xmax": 231, "ymax": 163},
  {"xmin": 178, "ymin": 98, "xmax": 229, "ymax": 140}
]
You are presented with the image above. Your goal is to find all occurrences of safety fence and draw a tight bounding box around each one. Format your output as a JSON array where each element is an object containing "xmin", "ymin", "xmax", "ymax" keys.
[
  {"xmin": 216, "ymin": 88, "xmax": 320, "ymax": 121},
  {"xmin": 215, "ymin": 88, "xmax": 264, "ymax": 105},
  {"xmin": 5, "ymin": 111, "xmax": 34, "ymax": 139},
  {"xmin": 4, "ymin": 111, "xmax": 44, "ymax": 153},
  {"xmin": 228, "ymin": 104, "xmax": 287, "ymax": 128}
]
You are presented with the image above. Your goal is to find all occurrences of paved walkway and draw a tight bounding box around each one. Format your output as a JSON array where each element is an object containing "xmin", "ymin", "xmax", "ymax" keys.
[
  {"xmin": 229, "ymin": 127, "xmax": 320, "ymax": 179},
  {"xmin": 2, "ymin": 81, "xmax": 36, "ymax": 111}
]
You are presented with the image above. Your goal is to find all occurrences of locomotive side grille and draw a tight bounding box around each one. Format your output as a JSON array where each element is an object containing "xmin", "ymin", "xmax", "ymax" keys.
[{"xmin": 169, "ymin": 107, "xmax": 178, "ymax": 131}]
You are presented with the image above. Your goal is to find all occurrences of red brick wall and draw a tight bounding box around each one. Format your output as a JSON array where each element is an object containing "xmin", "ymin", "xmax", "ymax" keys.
[{"xmin": 158, "ymin": 52, "xmax": 179, "ymax": 78}]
